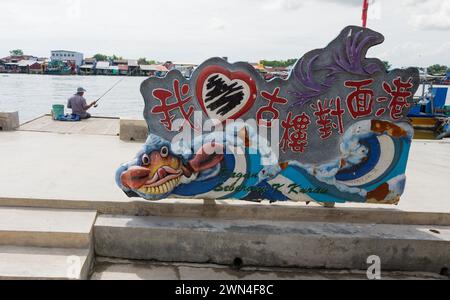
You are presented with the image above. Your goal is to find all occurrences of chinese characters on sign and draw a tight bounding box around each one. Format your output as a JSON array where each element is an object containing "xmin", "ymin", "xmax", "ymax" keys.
[
  {"xmin": 150, "ymin": 77, "xmax": 414, "ymax": 154},
  {"xmin": 152, "ymin": 79, "xmax": 196, "ymax": 131}
]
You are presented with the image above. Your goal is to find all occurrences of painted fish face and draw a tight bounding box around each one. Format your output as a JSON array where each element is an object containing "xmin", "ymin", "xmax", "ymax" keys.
[
  {"xmin": 120, "ymin": 146, "xmax": 184, "ymax": 198},
  {"xmin": 117, "ymin": 137, "xmax": 226, "ymax": 201}
]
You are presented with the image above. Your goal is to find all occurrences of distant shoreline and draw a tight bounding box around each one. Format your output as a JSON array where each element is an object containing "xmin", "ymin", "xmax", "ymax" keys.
[{"xmin": 0, "ymin": 71, "xmax": 157, "ymax": 78}]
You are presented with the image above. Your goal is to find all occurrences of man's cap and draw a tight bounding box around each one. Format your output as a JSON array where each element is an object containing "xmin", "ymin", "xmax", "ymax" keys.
[{"xmin": 77, "ymin": 87, "xmax": 86, "ymax": 93}]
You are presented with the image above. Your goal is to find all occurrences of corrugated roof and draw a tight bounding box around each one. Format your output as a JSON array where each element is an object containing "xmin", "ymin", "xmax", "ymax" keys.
[
  {"xmin": 17, "ymin": 60, "xmax": 40, "ymax": 67},
  {"xmin": 173, "ymin": 62, "xmax": 198, "ymax": 66},
  {"xmin": 113, "ymin": 59, "xmax": 128, "ymax": 64},
  {"xmin": 140, "ymin": 64, "xmax": 169, "ymax": 72},
  {"xmin": 51, "ymin": 50, "xmax": 82, "ymax": 54},
  {"xmin": 95, "ymin": 61, "xmax": 110, "ymax": 69},
  {"xmin": 128, "ymin": 60, "xmax": 138, "ymax": 67}
]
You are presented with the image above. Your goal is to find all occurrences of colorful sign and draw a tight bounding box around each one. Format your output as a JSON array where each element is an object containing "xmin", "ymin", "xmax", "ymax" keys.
[{"xmin": 116, "ymin": 26, "xmax": 419, "ymax": 205}]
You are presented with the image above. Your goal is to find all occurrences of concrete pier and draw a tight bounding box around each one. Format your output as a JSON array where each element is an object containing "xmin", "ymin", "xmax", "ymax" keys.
[{"xmin": 94, "ymin": 215, "xmax": 450, "ymax": 273}]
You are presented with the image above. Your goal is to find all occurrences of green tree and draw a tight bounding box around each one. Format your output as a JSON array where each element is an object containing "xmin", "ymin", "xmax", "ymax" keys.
[
  {"xmin": 93, "ymin": 53, "xmax": 108, "ymax": 62},
  {"xmin": 9, "ymin": 49, "xmax": 24, "ymax": 56},
  {"xmin": 261, "ymin": 59, "xmax": 297, "ymax": 68},
  {"xmin": 427, "ymin": 64, "xmax": 448, "ymax": 75},
  {"xmin": 109, "ymin": 54, "xmax": 123, "ymax": 61},
  {"xmin": 138, "ymin": 57, "xmax": 156, "ymax": 65},
  {"xmin": 382, "ymin": 60, "xmax": 392, "ymax": 71}
]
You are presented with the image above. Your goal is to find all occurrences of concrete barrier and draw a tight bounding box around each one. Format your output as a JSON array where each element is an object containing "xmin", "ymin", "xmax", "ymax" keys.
[
  {"xmin": 95, "ymin": 215, "xmax": 450, "ymax": 273},
  {"xmin": 119, "ymin": 119, "xmax": 148, "ymax": 142},
  {"xmin": 0, "ymin": 112, "xmax": 19, "ymax": 131}
]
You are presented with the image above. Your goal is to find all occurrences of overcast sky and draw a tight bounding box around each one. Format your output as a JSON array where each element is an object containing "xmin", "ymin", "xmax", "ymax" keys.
[{"xmin": 0, "ymin": 0, "xmax": 449, "ymax": 68}]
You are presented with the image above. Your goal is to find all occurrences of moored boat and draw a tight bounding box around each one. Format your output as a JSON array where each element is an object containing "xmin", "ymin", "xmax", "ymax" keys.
[
  {"xmin": 408, "ymin": 82, "xmax": 450, "ymax": 135},
  {"xmin": 45, "ymin": 60, "xmax": 73, "ymax": 75}
]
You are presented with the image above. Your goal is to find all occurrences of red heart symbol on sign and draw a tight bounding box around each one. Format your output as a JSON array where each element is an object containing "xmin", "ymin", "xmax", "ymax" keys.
[{"xmin": 196, "ymin": 65, "xmax": 257, "ymax": 123}]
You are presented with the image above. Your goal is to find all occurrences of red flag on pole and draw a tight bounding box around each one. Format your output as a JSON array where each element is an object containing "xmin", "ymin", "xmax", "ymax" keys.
[{"xmin": 362, "ymin": 0, "xmax": 369, "ymax": 28}]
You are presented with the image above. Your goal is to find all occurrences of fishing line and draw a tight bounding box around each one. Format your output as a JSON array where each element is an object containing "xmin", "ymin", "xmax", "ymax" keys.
[
  {"xmin": 93, "ymin": 66, "xmax": 140, "ymax": 108},
  {"xmin": 93, "ymin": 78, "xmax": 125, "ymax": 107}
]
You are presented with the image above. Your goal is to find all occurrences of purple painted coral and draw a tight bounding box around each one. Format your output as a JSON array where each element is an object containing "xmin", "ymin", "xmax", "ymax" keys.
[{"xmin": 291, "ymin": 28, "xmax": 383, "ymax": 107}]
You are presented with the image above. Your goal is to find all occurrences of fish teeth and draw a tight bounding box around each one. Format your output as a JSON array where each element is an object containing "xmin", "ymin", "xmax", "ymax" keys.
[
  {"xmin": 139, "ymin": 178, "xmax": 181, "ymax": 195},
  {"xmin": 168, "ymin": 180, "xmax": 174, "ymax": 191},
  {"xmin": 160, "ymin": 183, "xmax": 169, "ymax": 194}
]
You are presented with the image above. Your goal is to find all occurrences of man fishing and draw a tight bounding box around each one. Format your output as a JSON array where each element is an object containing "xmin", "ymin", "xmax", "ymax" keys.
[{"xmin": 67, "ymin": 87, "xmax": 97, "ymax": 119}]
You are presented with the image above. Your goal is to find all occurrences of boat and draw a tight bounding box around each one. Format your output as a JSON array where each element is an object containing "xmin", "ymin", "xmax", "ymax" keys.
[
  {"xmin": 45, "ymin": 60, "xmax": 73, "ymax": 75},
  {"xmin": 408, "ymin": 81, "xmax": 450, "ymax": 136},
  {"xmin": 437, "ymin": 118, "xmax": 450, "ymax": 139}
]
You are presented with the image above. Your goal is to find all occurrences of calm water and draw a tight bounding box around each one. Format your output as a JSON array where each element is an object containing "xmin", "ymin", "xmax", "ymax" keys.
[{"xmin": 0, "ymin": 74, "xmax": 146, "ymax": 123}]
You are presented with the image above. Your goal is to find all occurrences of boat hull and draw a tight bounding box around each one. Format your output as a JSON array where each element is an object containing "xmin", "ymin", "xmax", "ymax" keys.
[{"xmin": 409, "ymin": 116, "xmax": 440, "ymax": 130}]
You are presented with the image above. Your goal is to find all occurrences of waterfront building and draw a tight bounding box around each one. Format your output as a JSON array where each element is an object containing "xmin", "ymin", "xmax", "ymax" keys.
[
  {"xmin": 111, "ymin": 59, "xmax": 127, "ymax": 65},
  {"xmin": 79, "ymin": 58, "xmax": 96, "ymax": 75},
  {"xmin": 1, "ymin": 55, "xmax": 38, "ymax": 64},
  {"xmin": 108, "ymin": 65, "xmax": 119, "ymax": 75},
  {"xmin": 17, "ymin": 60, "xmax": 37, "ymax": 73},
  {"xmin": 111, "ymin": 59, "xmax": 126, "ymax": 75},
  {"xmin": 16, "ymin": 60, "xmax": 44, "ymax": 74},
  {"xmin": 79, "ymin": 57, "xmax": 96, "ymax": 75},
  {"xmin": 84, "ymin": 57, "xmax": 96, "ymax": 65},
  {"xmin": 111, "ymin": 59, "xmax": 139, "ymax": 76},
  {"xmin": 118, "ymin": 64, "xmax": 128, "ymax": 76},
  {"xmin": 51, "ymin": 50, "xmax": 84, "ymax": 67},
  {"xmin": 139, "ymin": 64, "xmax": 169, "ymax": 77},
  {"xmin": 2, "ymin": 62, "xmax": 19, "ymax": 73},
  {"xmin": 173, "ymin": 62, "xmax": 197, "ymax": 78},
  {"xmin": 79, "ymin": 64, "xmax": 94, "ymax": 75},
  {"xmin": 128, "ymin": 60, "xmax": 139, "ymax": 76},
  {"xmin": 95, "ymin": 61, "xmax": 110, "ymax": 75},
  {"xmin": 28, "ymin": 61, "xmax": 45, "ymax": 74}
]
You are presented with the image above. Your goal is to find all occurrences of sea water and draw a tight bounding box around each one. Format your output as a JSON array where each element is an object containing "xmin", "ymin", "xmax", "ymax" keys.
[{"xmin": 0, "ymin": 74, "xmax": 146, "ymax": 123}]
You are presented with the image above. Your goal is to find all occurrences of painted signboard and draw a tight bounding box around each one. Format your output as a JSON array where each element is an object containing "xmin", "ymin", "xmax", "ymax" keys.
[{"xmin": 116, "ymin": 26, "xmax": 419, "ymax": 205}]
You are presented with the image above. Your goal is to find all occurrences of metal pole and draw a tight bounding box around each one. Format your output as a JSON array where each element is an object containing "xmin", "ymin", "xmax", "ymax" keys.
[{"xmin": 362, "ymin": 0, "xmax": 369, "ymax": 28}]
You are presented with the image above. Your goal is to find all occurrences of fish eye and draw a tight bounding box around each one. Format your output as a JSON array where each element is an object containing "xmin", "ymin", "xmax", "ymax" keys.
[
  {"xmin": 161, "ymin": 146, "xmax": 169, "ymax": 158},
  {"xmin": 142, "ymin": 154, "xmax": 150, "ymax": 166}
]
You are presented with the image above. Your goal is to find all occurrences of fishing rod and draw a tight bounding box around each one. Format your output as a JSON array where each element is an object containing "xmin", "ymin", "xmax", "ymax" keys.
[
  {"xmin": 93, "ymin": 66, "xmax": 140, "ymax": 108},
  {"xmin": 93, "ymin": 78, "xmax": 125, "ymax": 108}
]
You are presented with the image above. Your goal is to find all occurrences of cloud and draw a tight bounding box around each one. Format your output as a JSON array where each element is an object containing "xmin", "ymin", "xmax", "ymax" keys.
[
  {"xmin": 0, "ymin": 0, "xmax": 449, "ymax": 67},
  {"xmin": 261, "ymin": 0, "xmax": 362, "ymax": 11},
  {"xmin": 403, "ymin": 0, "xmax": 450, "ymax": 30},
  {"xmin": 317, "ymin": 0, "xmax": 362, "ymax": 7},
  {"xmin": 261, "ymin": 0, "xmax": 303, "ymax": 11},
  {"xmin": 208, "ymin": 17, "xmax": 227, "ymax": 31}
]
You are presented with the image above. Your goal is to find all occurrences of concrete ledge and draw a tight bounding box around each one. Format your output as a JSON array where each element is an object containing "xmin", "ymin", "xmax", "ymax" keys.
[
  {"xmin": 0, "ymin": 112, "xmax": 19, "ymax": 131},
  {"xmin": 94, "ymin": 215, "xmax": 450, "ymax": 273},
  {"xmin": 0, "ymin": 246, "xmax": 93, "ymax": 280},
  {"xmin": 0, "ymin": 207, "xmax": 97, "ymax": 249},
  {"xmin": 1, "ymin": 197, "xmax": 450, "ymax": 226},
  {"xmin": 119, "ymin": 119, "xmax": 148, "ymax": 142}
]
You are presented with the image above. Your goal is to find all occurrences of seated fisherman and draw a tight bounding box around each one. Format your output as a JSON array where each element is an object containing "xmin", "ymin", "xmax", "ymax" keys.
[{"xmin": 67, "ymin": 87, "xmax": 96, "ymax": 119}]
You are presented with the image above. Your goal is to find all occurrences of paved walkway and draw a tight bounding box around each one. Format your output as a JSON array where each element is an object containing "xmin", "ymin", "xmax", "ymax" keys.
[{"xmin": 0, "ymin": 126, "xmax": 449, "ymax": 213}]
